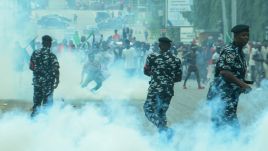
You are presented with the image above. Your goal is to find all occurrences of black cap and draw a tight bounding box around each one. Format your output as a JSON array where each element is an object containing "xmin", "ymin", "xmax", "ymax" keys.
[
  {"xmin": 231, "ymin": 24, "xmax": 249, "ymax": 34},
  {"xmin": 158, "ymin": 37, "xmax": 172, "ymax": 43},
  {"xmin": 42, "ymin": 35, "xmax": 52, "ymax": 42}
]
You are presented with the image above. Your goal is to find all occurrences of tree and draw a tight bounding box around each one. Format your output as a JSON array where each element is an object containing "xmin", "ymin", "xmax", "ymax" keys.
[{"xmin": 189, "ymin": 0, "xmax": 268, "ymax": 41}]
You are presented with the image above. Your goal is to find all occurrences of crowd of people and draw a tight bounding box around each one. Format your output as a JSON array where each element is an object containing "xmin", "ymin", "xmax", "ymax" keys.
[
  {"xmin": 16, "ymin": 26, "xmax": 268, "ymax": 93},
  {"xmin": 12, "ymin": 23, "xmax": 268, "ymax": 141},
  {"xmin": 244, "ymin": 40, "xmax": 268, "ymax": 87},
  {"xmin": 49, "ymin": 28, "xmax": 150, "ymax": 77}
]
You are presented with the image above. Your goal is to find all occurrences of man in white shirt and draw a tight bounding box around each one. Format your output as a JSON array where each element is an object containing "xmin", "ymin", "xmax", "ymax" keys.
[
  {"xmin": 249, "ymin": 42, "xmax": 257, "ymax": 81},
  {"xmin": 209, "ymin": 46, "xmax": 221, "ymax": 81},
  {"xmin": 122, "ymin": 39, "xmax": 138, "ymax": 76}
]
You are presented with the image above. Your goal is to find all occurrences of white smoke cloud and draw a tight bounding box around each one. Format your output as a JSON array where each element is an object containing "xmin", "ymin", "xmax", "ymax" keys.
[
  {"xmin": 1, "ymin": 90, "xmax": 268, "ymax": 151},
  {"xmin": 0, "ymin": 102, "xmax": 154, "ymax": 151},
  {"xmin": 55, "ymin": 51, "xmax": 148, "ymax": 102},
  {"xmin": 0, "ymin": 0, "xmax": 35, "ymax": 100},
  {"xmin": 2, "ymin": 1, "xmax": 268, "ymax": 151},
  {"xmin": 0, "ymin": 0, "xmax": 148, "ymax": 102}
]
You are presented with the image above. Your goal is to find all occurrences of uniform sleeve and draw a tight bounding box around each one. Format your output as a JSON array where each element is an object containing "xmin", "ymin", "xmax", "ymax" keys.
[
  {"xmin": 174, "ymin": 57, "xmax": 182, "ymax": 82},
  {"xmin": 144, "ymin": 54, "xmax": 152, "ymax": 76},
  {"xmin": 217, "ymin": 50, "xmax": 235, "ymax": 72},
  {"xmin": 29, "ymin": 51, "xmax": 36, "ymax": 71},
  {"xmin": 50, "ymin": 54, "xmax": 60, "ymax": 79}
]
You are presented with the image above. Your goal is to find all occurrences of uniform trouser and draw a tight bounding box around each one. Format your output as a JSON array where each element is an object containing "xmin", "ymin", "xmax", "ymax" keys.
[
  {"xmin": 183, "ymin": 65, "xmax": 201, "ymax": 87},
  {"xmin": 32, "ymin": 85, "xmax": 53, "ymax": 117},
  {"xmin": 207, "ymin": 77, "xmax": 241, "ymax": 135},
  {"xmin": 143, "ymin": 93, "xmax": 172, "ymax": 131},
  {"xmin": 209, "ymin": 92, "xmax": 240, "ymax": 135}
]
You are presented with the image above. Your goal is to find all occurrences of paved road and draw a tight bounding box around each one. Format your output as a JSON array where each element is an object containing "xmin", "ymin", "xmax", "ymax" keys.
[
  {"xmin": 1, "ymin": 79, "xmax": 267, "ymax": 131},
  {"xmin": 0, "ymin": 80, "xmax": 208, "ymax": 123}
]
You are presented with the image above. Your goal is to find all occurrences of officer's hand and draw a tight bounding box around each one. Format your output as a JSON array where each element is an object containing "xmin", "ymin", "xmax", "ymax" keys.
[
  {"xmin": 241, "ymin": 84, "xmax": 252, "ymax": 94},
  {"xmin": 244, "ymin": 87, "xmax": 252, "ymax": 94}
]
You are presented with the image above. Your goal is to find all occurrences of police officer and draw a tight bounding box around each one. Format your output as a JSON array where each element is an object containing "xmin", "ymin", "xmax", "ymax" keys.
[
  {"xmin": 29, "ymin": 35, "xmax": 60, "ymax": 117},
  {"xmin": 207, "ymin": 25, "xmax": 252, "ymax": 134},
  {"xmin": 143, "ymin": 37, "xmax": 182, "ymax": 134}
]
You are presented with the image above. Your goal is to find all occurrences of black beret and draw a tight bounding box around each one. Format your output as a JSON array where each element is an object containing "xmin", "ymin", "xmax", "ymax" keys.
[
  {"xmin": 231, "ymin": 24, "xmax": 249, "ymax": 34},
  {"xmin": 158, "ymin": 37, "xmax": 172, "ymax": 43},
  {"xmin": 42, "ymin": 35, "xmax": 53, "ymax": 42}
]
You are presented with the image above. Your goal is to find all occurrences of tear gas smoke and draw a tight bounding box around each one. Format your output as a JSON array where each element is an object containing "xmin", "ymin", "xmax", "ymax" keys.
[
  {"xmin": 2, "ymin": 1, "xmax": 268, "ymax": 151},
  {"xmin": 1, "ymin": 85, "xmax": 268, "ymax": 151}
]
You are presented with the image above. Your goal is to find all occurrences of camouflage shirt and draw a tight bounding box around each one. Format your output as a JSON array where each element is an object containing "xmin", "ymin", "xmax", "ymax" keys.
[
  {"xmin": 30, "ymin": 47, "xmax": 60, "ymax": 86},
  {"xmin": 144, "ymin": 51, "xmax": 182, "ymax": 97},
  {"xmin": 207, "ymin": 43, "xmax": 247, "ymax": 100},
  {"xmin": 215, "ymin": 43, "xmax": 247, "ymax": 80}
]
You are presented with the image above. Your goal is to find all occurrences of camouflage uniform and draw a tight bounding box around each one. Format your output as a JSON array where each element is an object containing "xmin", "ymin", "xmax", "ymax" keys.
[
  {"xmin": 144, "ymin": 51, "xmax": 182, "ymax": 131},
  {"xmin": 207, "ymin": 43, "xmax": 247, "ymax": 131},
  {"xmin": 30, "ymin": 47, "xmax": 60, "ymax": 114}
]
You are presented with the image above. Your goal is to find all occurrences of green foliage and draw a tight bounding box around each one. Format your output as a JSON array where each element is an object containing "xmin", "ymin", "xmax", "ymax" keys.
[
  {"xmin": 237, "ymin": 0, "xmax": 268, "ymax": 41},
  {"xmin": 191, "ymin": 0, "xmax": 222, "ymax": 30},
  {"xmin": 146, "ymin": 0, "xmax": 165, "ymax": 40},
  {"xmin": 166, "ymin": 27, "xmax": 180, "ymax": 42},
  {"xmin": 190, "ymin": 0, "xmax": 268, "ymax": 41}
]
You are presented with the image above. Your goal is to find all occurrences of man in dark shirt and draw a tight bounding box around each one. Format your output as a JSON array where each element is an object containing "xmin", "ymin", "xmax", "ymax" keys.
[
  {"xmin": 183, "ymin": 44, "xmax": 204, "ymax": 89},
  {"xmin": 29, "ymin": 35, "xmax": 60, "ymax": 117},
  {"xmin": 80, "ymin": 54, "xmax": 104, "ymax": 93},
  {"xmin": 207, "ymin": 25, "xmax": 251, "ymax": 134},
  {"xmin": 143, "ymin": 37, "xmax": 182, "ymax": 136}
]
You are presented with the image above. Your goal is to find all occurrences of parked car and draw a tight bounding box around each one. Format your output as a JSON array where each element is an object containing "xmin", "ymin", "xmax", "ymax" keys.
[
  {"xmin": 37, "ymin": 15, "xmax": 71, "ymax": 28},
  {"xmin": 95, "ymin": 12, "xmax": 110, "ymax": 23},
  {"xmin": 95, "ymin": 12, "xmax": 125, "ymax": 29}
]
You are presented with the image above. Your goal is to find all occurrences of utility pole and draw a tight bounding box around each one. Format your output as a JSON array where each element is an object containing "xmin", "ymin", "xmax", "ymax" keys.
[
  {"xmin": 231, "ymin": 0, "xmax": 237, "ymax": 27},
  {"xmin": 265, "ymin": 26, "xmax": 268, "ymax": 40},
  {"xmin": 221, "ymin": 0, "xmax": 229, "ymax": 43}
]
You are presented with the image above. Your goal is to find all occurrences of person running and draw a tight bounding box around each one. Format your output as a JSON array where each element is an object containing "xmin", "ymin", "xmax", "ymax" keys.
[{"xmin": 143, "ymin": 37, "xmax": 182, "ymax": 137}]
